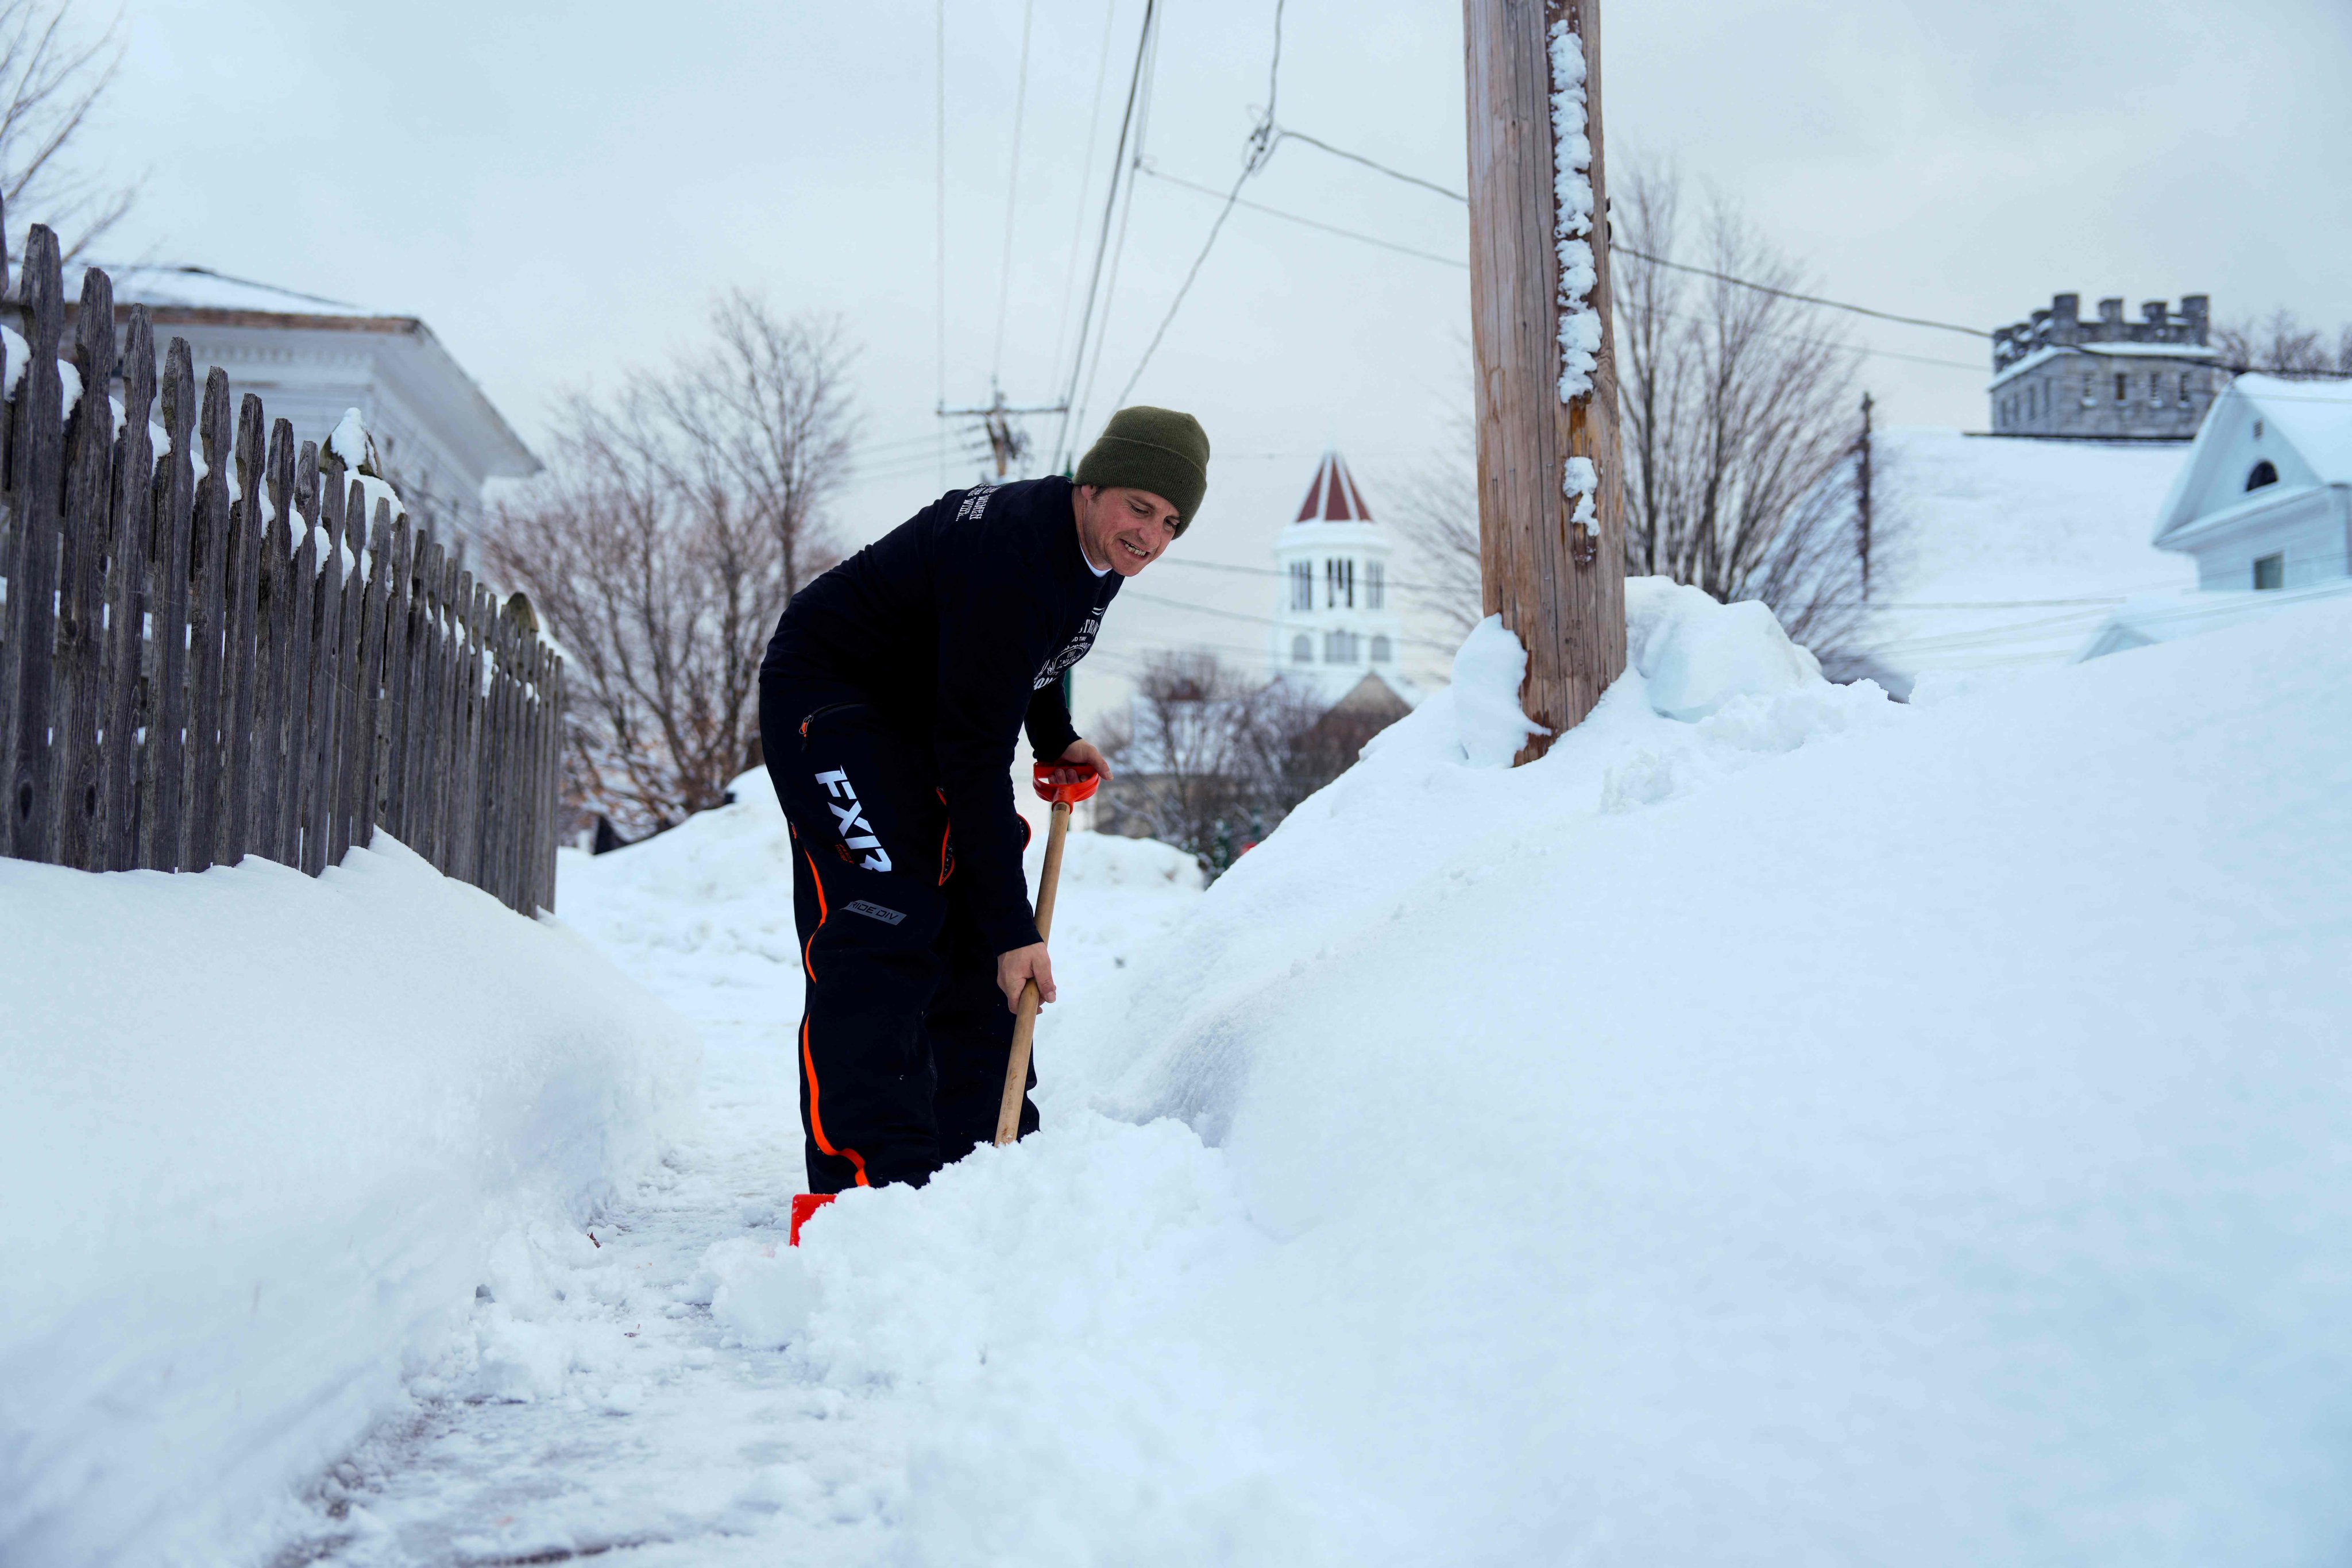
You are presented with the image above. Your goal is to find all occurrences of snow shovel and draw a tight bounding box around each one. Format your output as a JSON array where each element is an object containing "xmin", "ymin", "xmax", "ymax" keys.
[{"xmin": 994, "ymin": 760, "xmax": 1101, "ymax": 1146}]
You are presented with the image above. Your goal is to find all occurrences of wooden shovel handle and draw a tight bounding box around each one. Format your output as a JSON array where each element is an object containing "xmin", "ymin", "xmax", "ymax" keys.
[{"xmin": 995, "ymin": 802, "xmax": 1071, "ymax": 1146}]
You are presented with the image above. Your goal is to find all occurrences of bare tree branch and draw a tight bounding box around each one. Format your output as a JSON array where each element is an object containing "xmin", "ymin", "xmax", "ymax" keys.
[
  {"xmin": 486, "ymin": 303, "xmax": 860, "ymax": 840},
  {"xmin": 2214, "ymin": 307, "xmax": 2352, "ymax": 377},
  {"xmin": 1388, "ymin": 159, "xmax": 1899, "ymax": 680},
  {"xmin": 0, "ymin": 0, "xmax": 139, "ymax": 267}
]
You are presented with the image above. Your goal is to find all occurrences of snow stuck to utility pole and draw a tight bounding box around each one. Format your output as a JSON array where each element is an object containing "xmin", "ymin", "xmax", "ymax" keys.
[{"xmin": 1551, "ymin": 20, "xmax": 1601, "ymax": 542}]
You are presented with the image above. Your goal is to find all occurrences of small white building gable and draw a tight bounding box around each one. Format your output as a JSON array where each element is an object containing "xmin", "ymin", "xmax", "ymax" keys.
[
  {"xmin": 2149, "ymin": 374, "xmax": 2352, "ymax": 592},
  {"xmin": 2080, "ymin": 375, "xmax": 2352, "ymax": 660},
  {"xmin": 1267, "ymin": 451, "xmax": 1418, "ymax": 708}
]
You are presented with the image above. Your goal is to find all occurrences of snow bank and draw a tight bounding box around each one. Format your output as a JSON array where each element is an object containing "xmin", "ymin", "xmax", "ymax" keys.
[
  {"xmin": 0, "ymin": 839, "xmax": 697, "ymax": 1567},
  {"xmin": 1865, "ymin": 428, "xmax": 2191, "ymax": 683},
  {"xmin": 760, "ymin": 585, "xmax": 2352, "ymax": 1563}
]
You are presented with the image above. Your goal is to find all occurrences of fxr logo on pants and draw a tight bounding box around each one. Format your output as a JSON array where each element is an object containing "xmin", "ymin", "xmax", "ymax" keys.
[{"xmin": 815, "ymin": 768, "xmax": 894, "ymax": 872}]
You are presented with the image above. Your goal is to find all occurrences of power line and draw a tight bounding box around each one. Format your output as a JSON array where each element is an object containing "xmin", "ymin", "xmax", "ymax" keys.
[
  {"xmin": 1051, "ymin": 0, "xmax": 1160, "ymax": 470},
  {"xmin": 1140, "ymin": 163, "xmax": 1471, "ymax": 269},
  {"xmin": 1071, "ymin": 11, "xmax": 1163, "ymax": 457},
  {"xmin": 1048, "ymin": 0, "xmax": 1125, "ymax": 391},
  {"xmin": 1260, "ymin": 125, "xmax": 2003, "ymax": 345},
  {"xmin": 1122, "ymin": 584, "xmax": 1462, "ymax": 653},
  {"xmin": 1111, "ymin": 2, "xmax": 1291, "ymax": 409},
  {"xmin": 1615, "ymin": 245, "xmax": 1989, "ymax": 339},
  {"xmin": 1275, "ymin": 126, "xmax": 1468, "ymax": 203},
  {"xmin": 1137, "ymin": 163, "xmax": 1992, "ymax": 376},
  {"xmin": 990, "ymin": 0, "xmax": 1040, "ymax": 384}
]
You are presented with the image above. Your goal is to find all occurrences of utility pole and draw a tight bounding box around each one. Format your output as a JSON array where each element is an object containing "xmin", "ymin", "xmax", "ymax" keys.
[
  {"xmin": 1856, "ymin": 391, "xmax": 1875, "ymax": 600},
  {"xmin": 938, "ymin": 385, "xmax": 1069, "ymax": 478},
  {"xmin": 1463, "ymin": 0, "xmax": 1625, "ymax": 763}
]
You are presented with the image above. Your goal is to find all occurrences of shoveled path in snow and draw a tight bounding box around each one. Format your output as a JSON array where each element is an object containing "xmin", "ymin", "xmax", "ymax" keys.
[
  {"xmin": 288, "ymin": 912, "xmax": 906, "ymax": 1565},
  {"xmin": 280, "ymin": 806, "xmax": 1204, "ymax": 1567}
]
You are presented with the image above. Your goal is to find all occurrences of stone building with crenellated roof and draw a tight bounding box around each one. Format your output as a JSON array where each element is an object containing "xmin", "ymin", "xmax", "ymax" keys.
[{"xmin": 1988, "ymin": 292, "xmax": 2223, "ymax": 441}]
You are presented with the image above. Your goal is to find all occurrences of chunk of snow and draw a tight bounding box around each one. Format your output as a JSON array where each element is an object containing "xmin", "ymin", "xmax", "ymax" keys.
[
  {"xmin": 54, "ymin": 358, "xmax": 80, "ymax": 422},
  {"xmin": 326, "ymin": 407, "xmax": 372, "ymax": 470},
  {"xmin": 1624, "ymin": 574, "xmax": 1824, "ymax": 720},
  {"xmin": 698, "ymin": 1237, "xmax": 813, "ymax": 1348},
  {"xmin": 1451, "ymin": 614, "xmax": 1547, "ymax": 766},
  {"xmin": 0, "ymin": 836, "xmax": 698, "ymax": 1566},
  {"xmin": 0, "ymin": 325, "xmax": 26, "ymax": 395}
]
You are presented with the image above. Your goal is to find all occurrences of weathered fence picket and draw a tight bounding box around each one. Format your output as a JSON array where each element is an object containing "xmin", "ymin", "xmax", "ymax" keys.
[{"xmin": 0, "ymin": 218, "xmax": 563, "ymax": 912}]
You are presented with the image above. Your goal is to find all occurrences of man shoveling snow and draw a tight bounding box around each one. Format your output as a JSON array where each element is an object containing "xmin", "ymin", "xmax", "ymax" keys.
[{"xmin": 756, "ymin": 406, "xmax": 1211, "ymax": 1194}]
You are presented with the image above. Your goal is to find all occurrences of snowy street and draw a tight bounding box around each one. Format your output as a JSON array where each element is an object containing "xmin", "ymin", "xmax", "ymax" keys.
[
  {"xmin": 271, "ymin": 785, "xmax": 1226, "ymax": 1565},
  {"xmin": 11, "ymin": 585, "xmax": 2352, "ymax": 1566}
]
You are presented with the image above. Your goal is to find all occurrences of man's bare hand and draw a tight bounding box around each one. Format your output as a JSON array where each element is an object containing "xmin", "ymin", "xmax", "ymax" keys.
[
  {"xmin": 997, "ymin": 942, "xmax": 1056, "ymax": 1013},
  {"xmin": 1058, "ymin": 738, "xmax": 1111, "ymax": 781}
]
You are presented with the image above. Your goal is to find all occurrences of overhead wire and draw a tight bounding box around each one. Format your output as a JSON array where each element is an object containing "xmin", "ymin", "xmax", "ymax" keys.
[
  {"xmin": 1049, "ymin": 0, "xmax": 1160, "ymax": 470},
  {"xmin": 989, "ymin": 0, "xmax": 1039, "ymax": 383},
  {"xmin": 1047, "ymin": 0, "xmax": 1125, "ymax": 392},
  {"xmin": 1069, "ymin": 9, "xmax": 1163, "ymax": 456},
  {"xmin": 1110, "ymin": 0, "xmax": 1289, "ymax": 411}
]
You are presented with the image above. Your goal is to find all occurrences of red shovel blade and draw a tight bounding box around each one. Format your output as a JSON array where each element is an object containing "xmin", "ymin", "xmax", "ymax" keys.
[
  {"xmin": 1033, "ymin": 760, "xmax": 1101, "ymax": 804},
  {"xmin": 789, "ymin": 1192, "xmax": 835, "ymax": 1246}
]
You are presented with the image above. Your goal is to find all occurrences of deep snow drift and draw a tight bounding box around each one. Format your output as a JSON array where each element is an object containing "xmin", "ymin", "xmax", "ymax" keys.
[
  {"xmin": 18, "ymin": 566, "xmax": 2351, "ymax": 1565},
  {"xmin": 0, "ymin": 840, "xmax": 697, "ymax": 1566},
  {"xmin": 748, "ymin": 580, "xmax": 2352, "ymax": 1563}
]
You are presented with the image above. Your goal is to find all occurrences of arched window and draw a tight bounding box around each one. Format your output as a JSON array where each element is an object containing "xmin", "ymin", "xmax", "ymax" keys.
[
  {"xmin": 1291, "ymin": 634, "xmax": 1312, "ymax": 664},
  {"xmin": 1289, "ymin": 560, "xmax": 1312, "ymax": 611},
  {"xmin": 1370, "ymin": 635, "xmax": 1392, "ymax": 663},
  {"xmin": 2246, "ymin": 459, "xmax": 2278, "ymax": 492}
]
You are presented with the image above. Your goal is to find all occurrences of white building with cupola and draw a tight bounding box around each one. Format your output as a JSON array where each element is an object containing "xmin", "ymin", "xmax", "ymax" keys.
[{"xmin": 1268, "ymin": 451, "xmax": 1419, "ymax": 708}]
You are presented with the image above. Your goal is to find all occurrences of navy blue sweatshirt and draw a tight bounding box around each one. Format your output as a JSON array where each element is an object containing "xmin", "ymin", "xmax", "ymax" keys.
[{"xmin": 760, "ymin": 476, "xmax": 1117, "ymax": 955}]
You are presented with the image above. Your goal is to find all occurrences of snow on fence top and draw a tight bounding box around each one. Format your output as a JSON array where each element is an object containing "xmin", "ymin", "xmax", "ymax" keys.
[{"xmin": 0, "ymin": 218, "xmax": 566, "ymax": 912}]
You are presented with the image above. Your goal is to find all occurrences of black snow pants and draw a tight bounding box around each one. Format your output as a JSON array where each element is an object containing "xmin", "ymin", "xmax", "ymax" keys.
[{"xmin": 759, "ymin": 676, "xmax": 1040, "ymax": 1194}]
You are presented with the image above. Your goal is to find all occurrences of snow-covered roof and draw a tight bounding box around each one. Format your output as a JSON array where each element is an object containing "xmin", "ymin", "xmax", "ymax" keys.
[
  {"xmin": 66, "ymin": 262, "xmax": 385, "ymax": 320},
  {"xmin": 1988, "ymin": 339, "xmax": 2220, "ymax": 390},
  {"xmin": 1293, "ymin": 450, "xmax": 1373, "ymax": 523},
  {"xmin": 1855, "ymin": 428, "xmax": 2192, "ymax": 682},
  {"xmin": 2233, "ymin": 374, "xmax": 2352, "ymax": 481},
  {"xmin": 2152, "ymin": 374, "xmax": 2352, "ymax": 545},
  {"xmin": 2083, "ymin": 577, "xmax": 2352, "ymax": 659}
]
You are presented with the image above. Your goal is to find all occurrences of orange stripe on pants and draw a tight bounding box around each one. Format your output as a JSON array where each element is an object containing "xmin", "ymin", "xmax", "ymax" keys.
[{"xmin": 797, "ymin": 847, "xmax": 870, "ymax": 1187}]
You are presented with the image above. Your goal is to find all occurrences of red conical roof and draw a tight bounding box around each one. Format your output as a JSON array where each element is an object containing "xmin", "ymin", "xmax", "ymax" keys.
[{"xmin": 1295, "ymin": 451, "xmax": 1373, "ymax": 523}]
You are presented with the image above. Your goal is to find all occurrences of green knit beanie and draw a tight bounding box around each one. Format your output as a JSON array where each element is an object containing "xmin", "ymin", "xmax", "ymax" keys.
[{"xmin": 1074, "ymin": 405, "xmax": 1211, "ymax": 532}]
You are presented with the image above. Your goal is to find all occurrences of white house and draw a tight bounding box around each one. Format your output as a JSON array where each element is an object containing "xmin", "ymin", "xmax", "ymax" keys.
[
  {"xmin": 2148, "ymin": 374, "xmax": 2352, "ymax": 590},
  {"xmin": 1266, "ymin": 451, "xmax": 1417, "ymax": 708},
  {"xmin": 65, "ymin": 264, "xmax": 539, "ymax": 547},
  {"xmin": 2081, "ymin": 376, "xmax": 2352, "ymax": 659}
]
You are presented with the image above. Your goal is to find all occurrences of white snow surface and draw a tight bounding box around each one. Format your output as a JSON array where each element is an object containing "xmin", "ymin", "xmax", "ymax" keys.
[
  {"xmin": 0, "ymin": 837, "xmax": 697, "ymax": 1567},
  {"xmin": 1861, "ymin": 426, "xmax": 2193, "ymax": 682},
  {"xmin": 26, "ymin": 581, "xmax": 2352, "ymax": 1564}
]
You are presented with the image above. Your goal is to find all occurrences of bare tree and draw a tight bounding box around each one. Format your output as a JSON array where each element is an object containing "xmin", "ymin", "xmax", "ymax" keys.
[
  {"xmin": 1387, "ymin": 161, "xmax": 1889, "ymax": 678},
  {"xmin": 1615, "ymin": 161, "xmax": 1877, "ymax": 666},
  {"xmin": 1095, "ymin": 652, "xmax": 1328, "ymax": 874},
  {"xmin": 644, "ymin": 295, "xmax": 858, "ymax": 597},
  {"xmin": 1384, "ymin": 414, "xmax": 1484, "ymax": 640},
  {"xmin": 0, "ymin": 0, "xmax": 136, "ymax": 265},
  {"xmin": 486, "ymin": 302, "xmax": 858, "ymax": 840},
  {"xmin": 2214, "ymin": 308, "xmax": 2352, "ymax": 378}
]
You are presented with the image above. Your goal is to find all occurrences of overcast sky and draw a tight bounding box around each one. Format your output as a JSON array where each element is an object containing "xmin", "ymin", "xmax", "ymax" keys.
[{"xmin": 80, "ymin": 0, "xmax": 2352, "ymax": 715}]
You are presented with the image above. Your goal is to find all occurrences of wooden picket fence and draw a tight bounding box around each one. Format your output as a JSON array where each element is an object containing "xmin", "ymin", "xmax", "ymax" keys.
[{"xmin": 0, "ymin": 221, "xmax": 564, "ymax": 914}]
